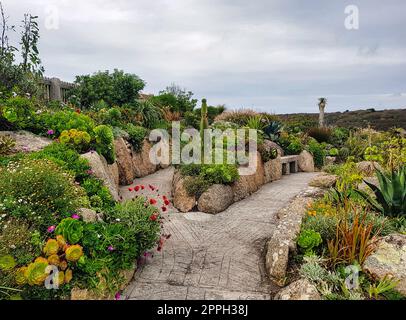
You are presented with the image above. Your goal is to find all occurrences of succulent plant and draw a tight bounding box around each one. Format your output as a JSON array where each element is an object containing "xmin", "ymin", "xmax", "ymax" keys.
[
  {"xmin": 64, "ymin": 269, "xmax": 73, "ymax": 284},
  {"xmin": 54, "ymin": 270, "xmax": 65, "ymax": 286},
  {"xmin": 55, "ymin": 218, "xmax": 84, "ymax": 244},
  {"xmin": 56, "ymin": 235, "xmax": 66, "ymax": 249},
  {"xmin": 0, "ymin": 255, "xmax": 16, "ymax": 271},
  {"xmin": 25, "ymin": 260, "xmax": 49, "ymax": 286},
  {"xmin": 65, "ymin": 245, "xmax": 83, "ymax": 262},
  {"xmin": 15, "ymin": 267, "xmax": 27, "ymax": 286},
  {"xmin": 47, "ymin": 254, "xmax": 60, "ymax": 266},
  {"xmin": 59, "ymin": 260, "xmax": 68, "ymax": 271},
  {"xmin": 35, "ymin": 257, "xmax": 49, "ymax": 264},
  {"xmin": 43, "ymin": 239, "xmax": 59, "ymax": 256}
]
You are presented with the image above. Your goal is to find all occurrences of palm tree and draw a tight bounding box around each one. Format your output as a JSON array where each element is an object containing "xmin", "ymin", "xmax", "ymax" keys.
[{"xmin": 318, "ymin": 98, "xmax": 327, "ymax": 127}]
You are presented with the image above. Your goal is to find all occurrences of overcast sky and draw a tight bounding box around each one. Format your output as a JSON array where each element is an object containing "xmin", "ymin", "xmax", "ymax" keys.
[{"xmin": 2, "ymin": 0, "xmax": 406, "ymax": 113}]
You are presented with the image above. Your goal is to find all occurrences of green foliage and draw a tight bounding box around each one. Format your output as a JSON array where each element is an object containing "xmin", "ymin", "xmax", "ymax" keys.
[
  {"xmin": 150, "ymin": 84, "xmax": 197, "ymax": 114},
  {"xmin": 0, "ymin": 159, "xmax": 88, "ymax": 230},
  {"xmin": 183, "ymin": 176, "xmax": 211, "ymax": 198},
  {"xmin": 0, "ymin": 135, "xmax": 15, "ymax": 155},
  {"xmin": 307, "ymin": 139, "xmax": 326, "ymax": 168},
  {"xmin": 297, "ymin": 229, "xmax": 323, "ymax": 255},
  {"xmin": 0, "ymin": 96, "xmax": 38, "ymax": 130},
  {"xmin": 215, "ymin": 109, "xmax": 279, "ymax": 127},
  {"xmin": 0, "ymin": 255, "xmax": 16, "ymax": 271},
  {"xmin": 368, "ymin": 276, "xmax": 400, "ymax": 299},
  {"xmin": 307, "ymin": 127, "xmax": 332, "ymax": 143},
  {"xmin": 70, "ymin": 69, "xmax": 145, "ymax": 108},
  {"xmin": 126, "ymin": 124, "xmax": 147, "ymax": 152},
  {"xmin": 31, "ymin": 142, "xmax": 91, "ymax": 182},
  {"xmin": 329, "ymin": 148, "xmax": 339, "ymax": 156},
  {"xmin": 59, "ymin": 129, "xmax": 91, "ymax": 153},
  {"xmin": 258, "ymin": 144, "xmax": 278, "ymax": 163},
  {"xmin": 200, "ymin": 164, "xmax": 239, "ymax": 185},
  {"xmin": 246, "ymin": 115, "xmax": 264, "ymax": 130},
  {"xmin": 302, "ymin": 214, "xmax": 339, "ymax": 243},
  {"xmin": 93, "ymin": 125, "xmax": 115, "ymax": 164},
  {"xmin": 124, "ymin": 100, "xmax": 162, "ymax": 129},
  {"xmin": 41, "ymin": 110, "xmax": 95, "ymax": 137},
  {"xmin": 55, "ymin": 218, "xmax": 84, "ymax": 244},
  {"xmin": 330, "ymin": 127, "xmax": 350, "ymax": 147},
  {"xmin": 263, "ymin": 121, "xmax": 283, "ymax": 142},
  {"xmin": 81, "ymin": 178, "xmax": 114, "ymax": 210},
  {"xmin": 356, "ymin": 166, "xmax": 406, "ymax": 217}
]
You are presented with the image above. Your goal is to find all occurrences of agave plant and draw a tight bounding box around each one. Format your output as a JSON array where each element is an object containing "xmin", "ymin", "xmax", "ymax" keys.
[
  {"xmin": 356, "ymin": 166, "xmax": 406, "ymax": 217},
  {"xmin": 263, "ymin": 121, "xmax": 283, "ymax": 142}
]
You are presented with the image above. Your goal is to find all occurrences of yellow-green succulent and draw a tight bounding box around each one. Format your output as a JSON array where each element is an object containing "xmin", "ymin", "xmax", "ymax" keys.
[
  {"xmin": 25, "ymin": 260, "xmax": 49, "ymax": 286},
  {"xmin": 65, "ymin": 245, "xmax": 83, "ymax": 262},
  {"xmin": 43, "ymin": 239, "xmax": 59, "ymax": 256},
  {"xmin": 0, "ymin": 255, "xmax": 16, "ymax": 271},
  {"xmin": 15, "ymin": 267, "xmax": 27, "ymax": 286}
]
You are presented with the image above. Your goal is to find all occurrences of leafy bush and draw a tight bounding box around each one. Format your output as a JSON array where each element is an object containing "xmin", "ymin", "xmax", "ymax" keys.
[
  {"xmin": 0, "ymin": 135, "xmax": 16, "ymax": 155},
  {"xmin": 0, "ymin": 159, "xmax": 88, "ymax": 231},
  {"xmin": 200, "ymin": 164, "xmax": 239, "ymax": 185},
  {"xmin": 297, "ymin": 230, "xmax": 323, "ymax": 255},
  {"xmin": 307, "ymin": 139, "xmax": 326, "ymax": 168},
  {"xmin": 183, "ymin": 176, "xmax": 211, "ymax": 198},
  {"xmin": 81, "ymin": 178, "xmax": 114, "ymax": 210},
  {"xmin": 70, "ymin": 69, "xmax": 145, "ymax": 108},
  {"xmin": 214, "ymin": 109, "xmax": 279, "ymax": 127},
  {"xmin": 124, "ymin": 100, "xmax": 162, "ymax": 129},
  {"xmin": 307, "ymin": 127, "xmax": 332, "ymax": 143},
  {"xmin": 126, "ymin": 124, "xmax": 147, "ymax": 152},
  {"xmin": 150, "ymin": 84, "xmax": 197, "ymax": 114},
  {"xmin": 356, "ymin": 166, "xmax": 406, "ymax": 217},
  {"xmin": 330, "ymin": 127, "xmax": 350, "ymax": 147},
  {"xmin": 41, "ymin": 110, "xmax": 95, "ymax": 137},
  {"xmin": 31, "ymin": 143, "xmax": 91, "ymax": 182},
  {"xmin": 93, "ymin": 125, "xmax": 115, "ymax": 164},
  {"xmin": 0, "ymin": 97, "xmax": 38, "ymax": 130}
]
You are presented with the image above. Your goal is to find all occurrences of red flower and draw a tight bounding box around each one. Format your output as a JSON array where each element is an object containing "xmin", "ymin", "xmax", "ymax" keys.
[
  {"xmin": 149, "ymin": 198, "xmax": 157, "ymax": 205},
  {"xmin": 76, "ymin": 109, "xmax": 81, "ymax": 114},
  {"xmin": 128, "ymin": 187, "xmax": 133, "ymax": 192},
  {"xmin": 164, "ymin": 199, "xmax": 170, "ymax": 206},
  {"xmin": 134, "ymin": 186, "xmax": 140, "ymax": 192},
  {"xmin": 149, "ymin": 214, "xmax": 158, "ymax": 221},
  {"xmin": 161, "ymin": 206, "xmax": 167, "ymax": 212},
  {"xmin": 141, "ymin": 185, "xmax": 145, "ymax": 190}
]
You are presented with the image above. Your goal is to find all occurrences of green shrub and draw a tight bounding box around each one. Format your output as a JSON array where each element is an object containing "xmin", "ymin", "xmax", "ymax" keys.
[
  {"xmin": 180, "ymin": 163, "xmax": 203, "ymax": 177},
  {"xmin": 258, "ymin": 144, "xmax": 278, "ymax": 162},
  {"xmin": 302, "ymin": 214, "xmax": 338, "ymax": 243},
  {"xmin": 55, "ymin": 218, "xmax": 84, "ymax": 244},
  {"xmin": 123, "ymin": 100, "xmax": 162, "ymax": 129},
  {"xmin": 31, "ymin": 143, "xmax": 91, "ymax": 182},
  {"xmin": 297, "ymin": 229, "xmax": 323, "ymax": 255},
  {"xmin": 0, "ymin": 97, "xmax": 38, "ymax": 130},
  {"xmin": 41, "ymin": 110, "xmax": 95, "ymax": 136},
  {"xmin": 329, "ymin": 148, "xmax": 339, "ymax": 156},
  {"xmin": 330, "ymin": 127, "xmax": 349, "ymax": 147},
  {"xmin": 183, "ymin": 176, "xmax": 211, "ymax": 198},
  {"xmin": 0, "ymin": 159, "xmax": 88, "ymax": 231},
  {"xmin": 126, "ymin": 124, "xmax": 147, "ymax": 152},
  {"xmin": 200, "ymin": 164, "xmax": 239, "ymax": 185},
  {"xmin": 93, "ymin": 125, "xmax": 115, "ymax": 164},
  {"xmin": 308, "ymin": 139, "xmax": 326, "ymax": 168},
  {"xmin": 307, "ymin": 127, "xmax": 332, "ymax": 143},
  {"xmin": 81, "ymin": 178, "xmax": 114, "ymax": 210}
]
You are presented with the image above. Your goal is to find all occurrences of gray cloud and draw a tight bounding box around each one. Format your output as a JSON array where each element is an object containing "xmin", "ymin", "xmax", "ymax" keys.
[{"xmin": 2, "ymin": 0, "xmax": 406, "ymax": 114}]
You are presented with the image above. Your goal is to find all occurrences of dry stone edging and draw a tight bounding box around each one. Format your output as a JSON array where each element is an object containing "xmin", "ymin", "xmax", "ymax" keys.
[
  {"xmin": 273, "ymin": 278, "xmax": 321, "ymax": 300},
  {"xmin": 265, "ymin": 185, "xmax": 324, "ymax": 287}
]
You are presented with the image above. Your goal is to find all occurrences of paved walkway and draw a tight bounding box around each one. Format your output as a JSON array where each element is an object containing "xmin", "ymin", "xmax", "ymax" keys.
[{"xmin": 122, "ymin": 169, "xmax": 318, "ymax": 300}]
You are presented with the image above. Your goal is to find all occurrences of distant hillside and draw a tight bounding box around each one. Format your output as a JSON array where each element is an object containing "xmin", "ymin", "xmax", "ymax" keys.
[{"xmin": 278, "ymin": 108, "xmax": 406, "ymax": 131}]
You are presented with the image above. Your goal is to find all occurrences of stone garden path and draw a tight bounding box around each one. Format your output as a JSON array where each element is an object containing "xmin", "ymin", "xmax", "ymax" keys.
[{"xmin": 121, "ymin": 168, "xmax": 318, "ymax": 300}]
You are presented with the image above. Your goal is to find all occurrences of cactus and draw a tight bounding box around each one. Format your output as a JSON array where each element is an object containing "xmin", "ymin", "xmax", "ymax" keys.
[
  {"xmin": 0, "ymin": 255, "xmax": 16, "ymax": 271},
  {"xmin": 25, "ymin": 260, "xmax": 49, "ymax": 285},
  {"xmin": 64, "ymin": 269, "xmax": 73, "ymax": 284},
  {"xmin": 200, "ymin": 99, "xmax": 209, "ymax": 163},
  {"xmin": 15, "ymin": 267, "xmax": 28, "ymax": 286},
  {"xmin": 65, "ymin": 245, "xmax": 83, "ymax": 262},
  {"xmin": 43, "ymin": 239, "xmax": 59, "ymax": 256}
]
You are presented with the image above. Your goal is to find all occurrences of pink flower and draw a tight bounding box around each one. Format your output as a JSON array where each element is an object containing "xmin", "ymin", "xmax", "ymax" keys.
[
  {"xmin": 47, "ymin": 129, "xmax": 54, "ymax": 135},
  {"xmin": 108, "ymin": 245, "xmax": 115, "ymax": 252},
  {"xmin": 115, "ymin": 292, "xmax": 121, "ymax": 300},
  {"xmin": 86, "ymin": 169, "xmax": 94, "ymax": 175},
  {"xmin": 71, "ymin": 214, "xmax": 80, "ymax": 220},
  {"xmin": 47, "ymin": 225, "xmax": 56, "ymax": 233}
]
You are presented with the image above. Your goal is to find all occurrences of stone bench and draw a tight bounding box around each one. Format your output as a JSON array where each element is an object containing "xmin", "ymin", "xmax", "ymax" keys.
[{"xmin": 281, "ymin": 155, "xmax": 299, "ymax": 175}]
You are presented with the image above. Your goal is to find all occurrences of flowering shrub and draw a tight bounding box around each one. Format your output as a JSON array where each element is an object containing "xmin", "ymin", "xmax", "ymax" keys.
[
  {"xmin": 0, "ymin": 159, "xmax": 88, "ymax": 230},
  {"xmin": 40, "ymin": 110, "xmax": 95, "ymax": 137}
]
